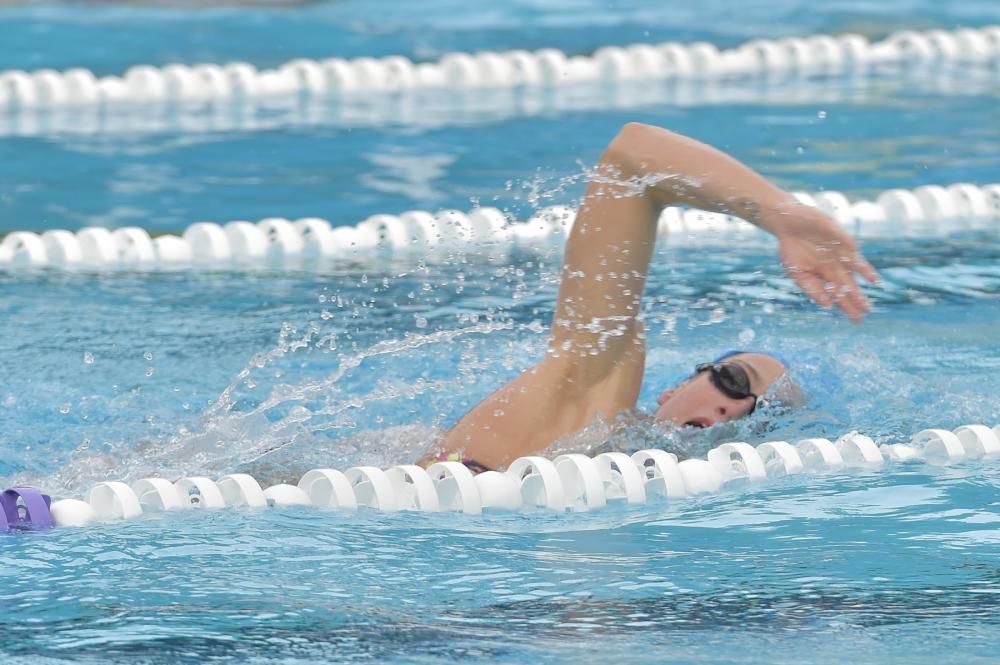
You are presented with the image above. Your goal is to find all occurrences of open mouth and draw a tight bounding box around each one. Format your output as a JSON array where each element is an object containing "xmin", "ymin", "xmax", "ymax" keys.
[{"xmin": 684, "ymin": 417, "xmax": 711, "ymax": 429}]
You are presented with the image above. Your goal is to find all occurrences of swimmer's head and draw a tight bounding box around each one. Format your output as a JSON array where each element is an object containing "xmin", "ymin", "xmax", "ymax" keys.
[{"xmin": 653, "ymin": 351, "xmax": 789, "ymax": 428}]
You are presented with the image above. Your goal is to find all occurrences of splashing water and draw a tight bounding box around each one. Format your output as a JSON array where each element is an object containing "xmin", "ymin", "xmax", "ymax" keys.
[{"xmin": 6, "ymin": 168, "xmax": 998, "ymax": 495}]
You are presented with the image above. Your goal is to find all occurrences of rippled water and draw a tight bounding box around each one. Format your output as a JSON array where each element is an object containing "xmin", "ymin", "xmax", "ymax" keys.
[
  {"xmin": 3, "ymin": 463, "xmax": 1000, "ymax": 664},
  {"xmin": 2, "ymin": 233, "xmax": 997, "ymax": 663},
  {"xmin": 2, "ymin": 237, "xmax": 997, "ymax": 486},
  {"xmin": 2, "ymin": 0, "xmax": 999, "ymax": 663}
]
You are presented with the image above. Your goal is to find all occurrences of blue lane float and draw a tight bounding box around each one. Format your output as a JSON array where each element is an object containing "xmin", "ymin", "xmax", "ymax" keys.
[{"xmin": 0, "ymin": 487, "xmax": 53, "ymax": 531}]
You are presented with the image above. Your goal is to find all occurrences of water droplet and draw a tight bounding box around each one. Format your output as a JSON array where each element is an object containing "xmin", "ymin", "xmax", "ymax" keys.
[
  {"xmin": 145, "ymin": 367, "xmax": 154, "ymax": 377},
  {"xmin": 83, "ymin": 352, "xmax": 94, "ymax": 364},
  {"xmin": 817, "ymin": 110, "xmax": 827, "ymax": 119},
  {"xmin": 414, "ymin": 315, "xmax": 428, "ymax": 329},
  {"xmin": 738, "ymin": 328, "xmax": 756, "ymax": 345},
  {"xmin": 59, "ymin": 403, "xmax": 70, "ymax": 414},
  {"xmin": 320, "ymin": 310, "xmax": 333, "ymax": 320},
  {"xmin": 143, "ymin": 351, "xmax": 153, "ymax": 361}
]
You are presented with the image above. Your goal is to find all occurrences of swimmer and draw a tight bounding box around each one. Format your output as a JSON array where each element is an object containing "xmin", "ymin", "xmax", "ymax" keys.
[{"xmin": 423, "ymin": 122, "xmax": 879, "ymax": 472}]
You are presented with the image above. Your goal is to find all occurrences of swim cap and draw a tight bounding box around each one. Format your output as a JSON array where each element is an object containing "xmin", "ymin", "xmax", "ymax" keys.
[
  {"xmin": 713, "ymin": 349, "xmax": 791, "ymax": 368},
  {"xmin": 707, "ymin": 349, "xmax": 804, "ymax": 411}
]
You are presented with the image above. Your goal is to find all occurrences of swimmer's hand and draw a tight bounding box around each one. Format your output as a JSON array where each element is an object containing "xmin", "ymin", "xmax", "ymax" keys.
[{"xmin": 764, "ymin": 200, "xmax": 880, "ymax": 322}]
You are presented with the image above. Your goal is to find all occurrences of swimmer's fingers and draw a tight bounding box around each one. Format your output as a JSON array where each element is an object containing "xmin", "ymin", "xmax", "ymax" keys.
[
  {"xmin": 852, "ymin": 252, "xmax": 881, "ymax": 285},
  {"xmin": 830, "ymin": 230, "xmax": 879, "ymax": 286},
  {"xmin": 823, "ymin": 262, "xmax": 870, "ymax": 322},
  {"xmin": 789, "ymin": 268, "xmax": 832, "ymax": 309},
  {"xmin": 778, "ymin": 224, "xmax": 875, "ymax": 322},
  {"xmin": 826, "ymin": 223, "xmax": 879, "ymax": 284}
]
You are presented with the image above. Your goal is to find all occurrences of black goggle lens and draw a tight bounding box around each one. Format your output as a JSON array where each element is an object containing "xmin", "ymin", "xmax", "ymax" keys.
[{"xmin": 694, "ymin": 362, "xmax": 758, "ymax": 414}]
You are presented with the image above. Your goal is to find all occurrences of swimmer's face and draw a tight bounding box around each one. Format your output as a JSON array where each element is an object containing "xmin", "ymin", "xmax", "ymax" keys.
[{"xmin": 653, "ymin": 353, "xmax": 786, "ymax": 428}]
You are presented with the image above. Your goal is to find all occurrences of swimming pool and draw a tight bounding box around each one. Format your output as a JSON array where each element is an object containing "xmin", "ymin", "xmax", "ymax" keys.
[{"xmin": 2, "ymin": 1, "xmax": 999, "ymax": 663}]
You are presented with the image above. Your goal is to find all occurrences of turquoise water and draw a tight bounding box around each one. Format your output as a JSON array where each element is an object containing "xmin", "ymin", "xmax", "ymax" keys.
[{"xmin": 2, "ymin": 1, "xmax": 999, "ymax": 663}]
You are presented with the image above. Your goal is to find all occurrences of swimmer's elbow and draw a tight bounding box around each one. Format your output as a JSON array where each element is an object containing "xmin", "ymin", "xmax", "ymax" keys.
[
  {"xmin": 617, "ymin": 121, "xmax": 656, "ymax": 142},
  {"xmin": 602, "ymin": 122, "xmax": 676, "ymax": 172},
  {"xmin": 602, "ymin": 122, "xmax": 648, "ymax": 166}
]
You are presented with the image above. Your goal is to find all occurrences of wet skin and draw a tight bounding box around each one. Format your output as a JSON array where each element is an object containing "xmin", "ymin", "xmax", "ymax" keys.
[{"xmin": 430, "ymin": 122, "xmax": 878, "ymax": 470}]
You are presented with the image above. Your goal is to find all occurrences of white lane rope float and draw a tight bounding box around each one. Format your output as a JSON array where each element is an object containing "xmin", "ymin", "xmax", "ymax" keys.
[
  {"xmin": 3, "ymin": 423, "xmax": 997, "ymax": 531},
  {"xmin": 0, "ymin": 181, "xmax": 997, "ymax": 271},
  {"xmin": 2, "ymin": 70, "xmax": 997, "ymax": 141},
  {"xmin": 0, "ymin": 63, "xmax": 994, "ymax": 141},
  {"xmin": 0, "ymin": 26, "xmax": 998, "ymax": 113},
  {"xmin": 6, "ymin": 72, "xmax": 994, "ymax": 140}
]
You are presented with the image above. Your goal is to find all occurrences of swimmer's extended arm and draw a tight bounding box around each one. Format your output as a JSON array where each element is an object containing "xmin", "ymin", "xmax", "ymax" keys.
[
  {"xmin": 438, "ymin": 122, "xmax": 878, "ymax": 468},
  {"xmin": 550, "ymin": 122, "xmax": 879, "ymax": 379}
]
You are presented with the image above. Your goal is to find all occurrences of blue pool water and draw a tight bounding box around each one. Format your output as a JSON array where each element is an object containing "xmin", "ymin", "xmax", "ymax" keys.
[{"xmin": 1, "ymin": 1, "xmax": 999, "ymax": 663}]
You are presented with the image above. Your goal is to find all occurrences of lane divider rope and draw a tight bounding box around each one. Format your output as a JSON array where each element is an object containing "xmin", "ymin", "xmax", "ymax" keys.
[
  {"xmin": 3, "ymin": 423, "xmax": 997, "ymax": 530},
  {"xmin": 1, "ymin": 181, "xmax": 997, "ymax": 271},
  {"xmin": 1, "ymin": 73, "xmax": 995, "ymax": 141},
  {"xmin": 1, "ymin": 26, "xmax": 998, "ymax": 112}
]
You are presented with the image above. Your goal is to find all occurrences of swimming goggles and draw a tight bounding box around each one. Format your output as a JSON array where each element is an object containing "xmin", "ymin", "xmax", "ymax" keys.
[{"xmin": 694, "ymin": 362, "xmax": 758, "ymax": 415}]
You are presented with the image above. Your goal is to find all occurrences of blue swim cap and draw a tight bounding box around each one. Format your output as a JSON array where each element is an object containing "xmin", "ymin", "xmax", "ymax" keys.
[{"xmin": 713, "ymin": 349, "xmax": 791, "ymax": 368}]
